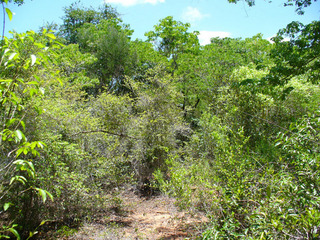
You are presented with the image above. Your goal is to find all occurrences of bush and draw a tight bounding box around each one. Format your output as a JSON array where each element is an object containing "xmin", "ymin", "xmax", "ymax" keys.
[{"xmin": 156, "ymin": 109, "xmax": 320, "ymax": 239}]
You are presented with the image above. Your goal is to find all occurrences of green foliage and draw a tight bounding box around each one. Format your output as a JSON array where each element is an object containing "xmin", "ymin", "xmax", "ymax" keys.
[
  {"xmin": 174, "ymin": 35, "xmax": 271, "ymax": 127},
  {"xmin": 1, "ymin": 1, "xmax": 319, "ymax": 239},
  {"xmin": 77, "ymin": 19, "xmax": 133, "ymax": 93},
  {"xmin": 28, "ymin": 77, "xmax": 135, "ymax": 223},
  {"xmin": 145, "ymin": 16, "xmax": 199, "ymax": 73},
  {"xmin": 129, "ymin": 40, "xmax": 168, "ymax": 83},
  {"xmin": 266, "ymin": 21, "xmax": 320, "ymax": 86},
  {"xmin": 157, "ymin": 108, "xmax": 320, "ymax": 239},
  {"xmin": 126, "ymin": 67, "xmax": 187, "ymax": 188},
  {"xmin": 60, "ymin": 2, "xmax": 120, "ymax": 44},
  {"xmin": 56, "ymin": 44, "xmax": 99, "ymax": 93},
  {"xmin": 0, "ymin": 30, "xmax": 60, "ymax": 238}
]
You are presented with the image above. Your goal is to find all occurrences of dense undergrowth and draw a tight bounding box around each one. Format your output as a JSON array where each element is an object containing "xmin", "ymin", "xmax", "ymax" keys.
[{"xmin": 0, "ymin": 1, "xmax": 319, "ymax": 239}]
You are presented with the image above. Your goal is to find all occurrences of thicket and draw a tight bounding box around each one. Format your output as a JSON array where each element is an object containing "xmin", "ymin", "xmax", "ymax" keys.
[{"xmin": 0, "ymin": 0, "xmax": 319, "ymax": 239}]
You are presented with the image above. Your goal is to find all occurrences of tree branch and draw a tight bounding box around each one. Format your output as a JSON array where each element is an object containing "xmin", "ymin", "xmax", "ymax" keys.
[{"xmin": 71, "ymin": 130, "xmax": 138, "ymax": 139}]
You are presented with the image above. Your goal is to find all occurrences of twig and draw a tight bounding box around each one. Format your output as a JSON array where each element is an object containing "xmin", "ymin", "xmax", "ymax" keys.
[
  {"xmin": 0, "ymin": 159, "xmax": 14, "ymax": 172},
  {"xmin": 71, "ymin": 130, "xmax": 138, "ymax": 140}
]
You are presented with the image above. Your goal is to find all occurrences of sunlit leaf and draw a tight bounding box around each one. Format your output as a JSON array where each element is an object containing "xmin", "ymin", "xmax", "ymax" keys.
[
  {"xmin": 14, "ymin": 130, "xmax": 24, "ymax": 141},
  {"xmin": 46, "ymin": 33, "xmax": 56, "ymax": 40},
  {"xmin": 26, "ymin": 160, "xmax": 35, "ymax": 172},
  {"xmin": 45, "ymin": 190, "xmax": 54, "ymax": 201},
  {"xmin": 40, "ymin": 220, "xmax": 47, "ymax": 226},
  {"xmin": 3, "ymin": 202, "xmax": 11, "ymax": 211},
  {"xmin": 31, "ymin": 54, "xmax": 36, "ymax": 66},
  {"xmin": 36, "ymin": 141, "xmax": 46, "ymax": 148},
  {"xmin": 28, "ymin": 231, "xmax": 38, "ymax": 239},
  {"xmin": 5, "ymin": 8, "xmax": 13, "ymax": 21},
  {"xmin": 9, "ymin": 228, "xmax": 20, "ymax": 240},
  {"xmin": 36, "ymin": 188, "xmax": 47, "ymax": 203},
  {"xmin": 39, "ymin": 87, "xmax": 45, "ymax": 95},
  {"xmin": 34, "ymin": 42, "xmax": 45, "ymax": 48},
  {"xmin": 16, "ymin": 148, "xmax": 23, "ymax": 157},
  {"xmin": 3, "ymin": 48, "xmax": 10, "ymax": 55},
  {"xmin": 10, "ymin": 176, "xmax": 27, "ymax": 185},
  {"xmin": 27, "ymin": 81, "xmax": 38, "ymax": 85},
  {"xmin": 5, "ymin": 118, "xmax": 17, "ymax": 127},
  {"xmin": 8, "ymin": 53, "xmax": 17, "ymax": 60},
  {"xmin": 0, "ymin": 79, "xmax": 13, "ymax": 83}
]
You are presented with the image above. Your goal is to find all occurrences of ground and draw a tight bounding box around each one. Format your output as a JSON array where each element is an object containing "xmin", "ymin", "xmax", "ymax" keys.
[{"xmin": 61, "ymin": 189, "xmax": 208, "ymax": 240}]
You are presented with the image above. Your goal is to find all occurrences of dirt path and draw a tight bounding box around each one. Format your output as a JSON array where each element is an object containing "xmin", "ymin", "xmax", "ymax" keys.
[{"xmin": 68, "ymin": 191, "xmax": 208, "ymax": 240}]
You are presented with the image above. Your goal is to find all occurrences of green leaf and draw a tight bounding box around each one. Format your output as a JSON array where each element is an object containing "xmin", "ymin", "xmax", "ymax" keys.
[
  {"xmin": 36, "ymin": 188, "xmax": 47, "ymax": 203},
  {"xmin": 39, "ymin": 220, "xmax": 47, "ymax": 226},
  {"xmin": 39, "ymin": 87, "xmax": 45, "ymax": 95},
  {"xmin": 27, "ymin": 231, "xmax": 38, "ymax": 239},
  {"xmin": 34, "ymin": 42, "xmax": 45, "ymax": 48},
  {"xmin": 26, "ymin": 161, "xmax": 35, "ymax": 172},
  {"xmin": 3, "ymin": 48, "xmax": 10, "ymax": 55},
  {"xmin": 5, "ymin": 8, "xmax": 13, "ymax": 21},
  {"xmin": 46, "ymin": 33, "xmax": 56, "ymax": 40},
  {"xmin": 26, "ymin": 81, "xmax": 38, "ymax": 85},
  {"xmin": 45, "ymin": 190, "xmax": 54, "ymax": 202},
  {"xmin": 8, "ymin": 52, "xmax": 17, "ymax": 60},
  {"xmin": 29, "ymin": 88, "xmax": 38, "ymax": 97},
  {"xmin": 0, "ymin": 78, "xmax": 13, "ymax": 83},
  {"xmin": 5, "ymin": 118, "xmax": 17, "ymax": 127},
  {"xmin": 0, "ymin": 235, "xmax": 10, "ymax": 239},
  {"xmin": 16, "ymin": 148, "xmax": 23, "ymax": 157},
  {"xmin": 3, "ymin": 202, "xmax": 11, "ymax": 211},
  {"xmin": 10, "ymin": 175, "xmax": 27, "ymax": 185},
  {"xmin": 9, "ymin": 228, "xmax": 20, "ymax": 240},
  {"xmin": 27, "ymin": 35, "xmax": 34, "ymax": 42},
  {"xmin": 36, "ymin": 141, "xmax": 46, "ymax": 148},
  {"xmin": 14, "ymin": 130, "xmax": 24, "ymax": 142}
]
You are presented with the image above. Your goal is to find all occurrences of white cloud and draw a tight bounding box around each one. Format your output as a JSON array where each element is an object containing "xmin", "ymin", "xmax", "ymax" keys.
[
  {"xmin": 182, "ymin": 7, "xmax": 209, "ymax": 23},
  {"xmin": 104, "ymin": 0, "xmax": 165, "ymax": 7},
  {"xmin": 198, "ymin": 31, "xmax": 231, "ymax": 45}
]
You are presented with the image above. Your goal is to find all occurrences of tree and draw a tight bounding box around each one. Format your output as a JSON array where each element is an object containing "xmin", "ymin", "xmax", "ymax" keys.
[
  {"xmin": 55, "ymin": 43, "xmax": 99, "ymax": 93},
  {"xmin": 228, "ymin": 0, "xmax": 317, "ymax": 14},
  {"xmin": 128, "ymin": 40, "xmax": 168, "ymax": 84},
  {"xmin": 265, "ymin": 21, "xmax": 320, "ymax": 87},
  {"xmin": 60, "ymin": 2, "xmax": 120, "ymax": 44},
  {"xmin": 145, "ymin": 16, "xmax": 200, "ymax": 74},
  {"xmin": 76, "ymin": 18, "xmax": 133, "ymax": 93},
  {"xmin": 0, "ymin": 29, "xmax": 59, "ymax": 239}
]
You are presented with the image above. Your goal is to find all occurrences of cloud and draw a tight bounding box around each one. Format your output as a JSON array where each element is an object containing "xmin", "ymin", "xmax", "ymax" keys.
[
  {"xmin": 104, "ymin": 0, "xmax": 165, "ymax": 7},
  {"xmin": 182, "ymin": 7, "xmax": 209, "ymax": 23},
  {"xmin": 198, "ymin": 31, "xmax": 231, "ymax": 45}
]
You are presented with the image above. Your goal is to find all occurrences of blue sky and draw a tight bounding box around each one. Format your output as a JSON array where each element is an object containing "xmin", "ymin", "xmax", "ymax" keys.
[{"xmin": 3, "ymin": 0, "xmax": 320, "ymax": 45}]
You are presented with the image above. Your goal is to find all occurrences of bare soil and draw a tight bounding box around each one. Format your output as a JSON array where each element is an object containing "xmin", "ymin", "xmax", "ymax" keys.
[{"xmin": 65, "ymin": 190, "xmax": 208, "ymax": 240}]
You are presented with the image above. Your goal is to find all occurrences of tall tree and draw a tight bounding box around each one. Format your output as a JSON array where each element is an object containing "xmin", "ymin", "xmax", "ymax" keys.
[
  {"xmin": 145, "ymin": 16, "xmax": 200, "ymax": 73},
  {"xmin": 60, "ymin": 2, "xmax": 120, "ymax": 44},
  {"xmin": 76, "ymin": 18, "xmax": 133, "ymax": 93}
]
